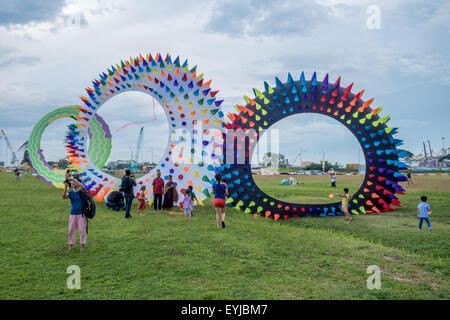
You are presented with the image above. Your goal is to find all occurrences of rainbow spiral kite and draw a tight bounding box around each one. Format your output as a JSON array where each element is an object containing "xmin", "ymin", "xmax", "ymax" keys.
[
  {"xmin": 69, "ymin": 53, "xmax": 225, "ymax": 204},
  {"xmin": 216, "ymin": 72, "xmax": 407, "ymax": 220},
  {"xmin": 28, "ymin": 105, "xmax": 111, "ymax": 188}
]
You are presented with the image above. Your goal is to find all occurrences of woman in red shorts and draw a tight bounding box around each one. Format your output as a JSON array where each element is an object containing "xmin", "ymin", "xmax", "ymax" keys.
[{"xmin": 212, "ymin": 174, "xmax": 228, "ymax": 229}]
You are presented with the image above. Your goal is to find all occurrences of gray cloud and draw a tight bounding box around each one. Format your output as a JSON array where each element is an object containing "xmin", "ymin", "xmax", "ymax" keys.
[
  {"xmin": 0, "ymin": 54, "xmax": 41, "ymax": 68},
  {"xmin": 0, "ymin": 0, "xmax": 448, "ymax": 162},
  {"xmin": 204, "ymin": 0, "xmax": 330, "ymax": 37},
  {"xmin": 0, "ymin": 0, "xmax": 66, "ymax": 26}
]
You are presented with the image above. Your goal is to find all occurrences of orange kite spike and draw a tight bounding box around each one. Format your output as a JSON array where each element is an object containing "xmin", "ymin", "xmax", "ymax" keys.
[
  {"xmin": 358, "ymin": 97, "xmax": 374, "ymax": 113},
  {"xmin": 203, "ymin": 79, "xmax": 212, "ymax": 88}
]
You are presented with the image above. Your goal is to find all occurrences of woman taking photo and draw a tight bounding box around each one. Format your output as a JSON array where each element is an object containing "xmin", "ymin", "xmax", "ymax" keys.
[{"xmin": 62, "ymin": 178, "xmax": 87, "ymax": 252}]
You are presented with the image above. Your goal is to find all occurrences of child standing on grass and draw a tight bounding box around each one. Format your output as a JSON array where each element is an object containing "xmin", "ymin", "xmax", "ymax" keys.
[
  {"xmin": 212, "ymin": 174, "xmax": 228, "ymax": 229},
  {"xmin": 137, "ymin": 186, "xmax": 147, "ymax": 216},
  {"xmin": 14, "ymin": 168, "xmax": 20, "ymax": 182},
  {"xmin": 331, "ymin": 173, "xmax": 336, "ymax": 188},
  {"xmin": 337, "ymin": 188, "xmax": 352, "ymax": 222},
  {"xmin": 186, "ymin": 185, "xmax": 198, "ymax": 217},
  {"xmin": 63, "ymin": 178, "xmax": 87, "ymax": 252},
  {"xmin": 183, "ymin": 186, "xmax": 194, "ymax": 223},
  {"xmin": 417, "ymin": 195, "xmax": 432, "ymax": 231}
]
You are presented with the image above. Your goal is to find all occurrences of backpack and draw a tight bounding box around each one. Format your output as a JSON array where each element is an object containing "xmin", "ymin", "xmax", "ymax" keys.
[
  {"xmin": 119, "ymin": 176, "xmax": 133, "ymax": 193},
  {"xmin": 108, "ymin": 191, "xmax": 122, "ymax": 203},
  {"xmin": 80, "ymin": 191, "xmax": 96, "ymax": 219}
]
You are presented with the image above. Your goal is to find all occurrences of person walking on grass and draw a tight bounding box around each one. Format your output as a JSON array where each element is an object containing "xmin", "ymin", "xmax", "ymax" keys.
[
  {"xmin": 14, "ymin": 168, "xmax": 20, "ymax": 182},
  {"xmin": 212, "ymin": 173, "xmax": 228, "ymax": 229},
  {"xmin": 137, "ymin": 185, "xmax": 147, "ymax": 216},
  {"xmin": 185, "ymin": 185, "xmax": 198, "ymax": 217},
  {"xmin": 417, "ymin": 195, "xmax": 432, "ymax": 231},
  {"xmin": 152, "ymin": 170, "xmax": 164, "ymax": 210},
  {"xmin": 120, "ymin": 169, "xmax": 137, "ymax": 219},
  {"xmin": 331, "ymin": 173, "xmax": 336, "ymax": 188},
  {"xmin": 63, "ymin": 178, "xmax": 87, "ymax": 252},
  {"xmin": 183, "ymin": 186, "xmax": 194, "ymax": 223},
  {"xmin": 407, "ymin": 170, "xmax": 413, "ymax": 186},
  {"xmin": 336, "ymin": 188, "xmax": 352, "ymax": 222}
]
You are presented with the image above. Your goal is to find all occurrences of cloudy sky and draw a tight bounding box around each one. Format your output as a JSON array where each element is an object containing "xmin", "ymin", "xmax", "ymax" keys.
[{"xmin": 0, "ymin": 0, "xmax": 449, "ymax": 166}]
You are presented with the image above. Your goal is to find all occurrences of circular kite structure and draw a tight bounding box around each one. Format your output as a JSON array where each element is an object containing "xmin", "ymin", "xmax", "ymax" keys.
[
  {"xmin": 68, "ymin": 53, "xmax": 225, "ymax": 203},
  {"xmin": 218, "ymin": 72, "xmax": 408, "ymax": 220},
  {"xmin": 28, "ymin": 105, "xmax": 112, "ymax": 188}
]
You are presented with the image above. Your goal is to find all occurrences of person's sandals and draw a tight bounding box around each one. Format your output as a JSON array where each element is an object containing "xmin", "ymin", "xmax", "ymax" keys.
[{"xmin": 222, "ymin": 221, "xmax": 226, "ymax": 228}]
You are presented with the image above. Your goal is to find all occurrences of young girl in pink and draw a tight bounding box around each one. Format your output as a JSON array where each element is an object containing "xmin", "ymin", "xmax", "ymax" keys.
[
  {"xmin": 137, "ymin": 185, "xmax": 147, "ymax": 216},
  {"xmin": 63, "ymin": 178, "xmax": 87, "ymax": 252}
]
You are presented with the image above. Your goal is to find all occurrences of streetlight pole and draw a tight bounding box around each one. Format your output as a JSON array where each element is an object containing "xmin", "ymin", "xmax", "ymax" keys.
[
  {"xmin": 319, "ymin": 151, "xmax": 325, "ymax": 172},
  {"xmin": 443, "ymin": 137, "xmax": 447, "ymax": 174},
  {"xmin": 442, "ymin": 137, "xmax": 446, "ymax": 156}
]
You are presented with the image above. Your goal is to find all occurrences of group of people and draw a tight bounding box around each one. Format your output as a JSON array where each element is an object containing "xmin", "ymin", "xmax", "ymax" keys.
[
  {"xmin": 117, "ymin": 169, "xmax": 229, "ymax": 228},
  {"xmin": 61, "ymin": 167, "xmax": 432, "ymax": 252},
  {"xmin": 62, "ymin": 169, "xmax": 231, "ymax": 252},
  {"xmin": 114, "ymin": 169, "xmax": 183, "ymax": 218}
]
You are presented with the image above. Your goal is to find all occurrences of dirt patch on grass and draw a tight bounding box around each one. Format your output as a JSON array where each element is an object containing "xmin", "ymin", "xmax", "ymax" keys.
[
  {"xmin": 399, "ymin": 175, "xmax": 450, "ymax": 193},
  {"xmin": 384, "ymin": 268, "xmax": 441, "ymax": 291},
  {"xmin": 389, "ymin": 274, "xmax": 415, "ymax": 283},
  {"xmin": 169, "ymin": 250, "xmax": 186, "ymax": 256}
]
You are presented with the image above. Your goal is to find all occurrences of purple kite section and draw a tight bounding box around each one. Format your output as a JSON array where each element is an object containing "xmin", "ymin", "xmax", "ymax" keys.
[{"xmin": 88, "ymin": 113, "xmax": 112, "ymax": 139}]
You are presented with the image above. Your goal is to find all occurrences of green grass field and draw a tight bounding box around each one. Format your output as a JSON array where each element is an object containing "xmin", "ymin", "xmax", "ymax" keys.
[
  {"xmin": 0, "ymin": 172, "xmax": 448, "ymax": 299},
  {"xmin": 255, "ymin": 174, "xmax": 364, "ymax": 204}
]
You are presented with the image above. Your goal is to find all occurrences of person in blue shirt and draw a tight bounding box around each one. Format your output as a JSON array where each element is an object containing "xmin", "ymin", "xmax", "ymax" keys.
[
  {"xmin": 63, "ymin": 178, "xmax": 88, "ymax": 252},
  {"xmin": 417, "ymin": 195, "xmax": 432, "ymax": 231},
  {"xmin": 212, "ymin": 174, "xmax": 228, "ymax": 229}
]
